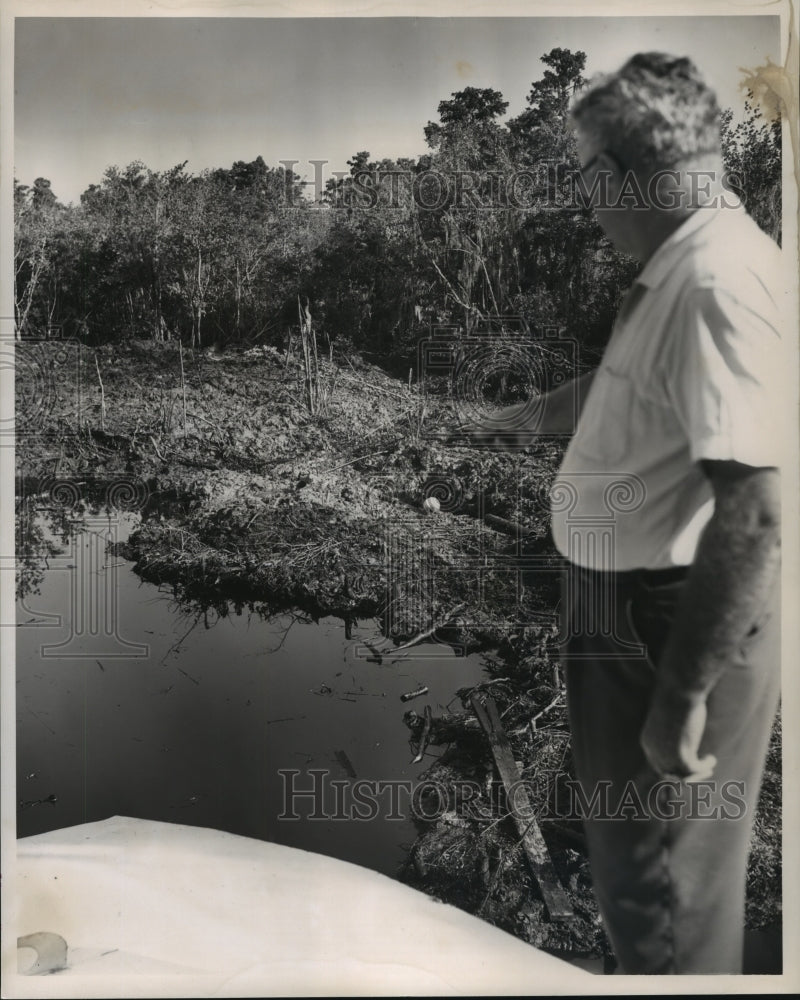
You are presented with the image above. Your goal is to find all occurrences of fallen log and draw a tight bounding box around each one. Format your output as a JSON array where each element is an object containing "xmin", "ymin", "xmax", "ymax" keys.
[
  {"xmin": 471, "ymin": 693, "xmax": 574, "ymax": 922},
  {"xmin": 483, "ymin": 513, "xmax": 525, "ymax": 537}
]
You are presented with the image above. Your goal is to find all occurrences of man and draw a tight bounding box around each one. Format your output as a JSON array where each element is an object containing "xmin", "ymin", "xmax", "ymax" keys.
[{"xmin": 462, "ymin": 53, "xmax": 783, "ymax": 973}]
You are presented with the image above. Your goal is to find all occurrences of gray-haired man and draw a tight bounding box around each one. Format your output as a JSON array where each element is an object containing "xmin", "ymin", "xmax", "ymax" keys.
[{"xmin": 462, "ymin": 53, "xmax": 783, "ymax": 973}]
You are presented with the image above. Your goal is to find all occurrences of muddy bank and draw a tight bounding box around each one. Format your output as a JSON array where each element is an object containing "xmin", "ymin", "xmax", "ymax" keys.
[{"xmin": 18, "ymin": 340, "xmax": 559, "ymax": 636}]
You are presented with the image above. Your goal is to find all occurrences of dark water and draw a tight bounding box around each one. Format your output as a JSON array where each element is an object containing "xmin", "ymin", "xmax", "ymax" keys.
[{"xmin": 16, "ymin": 513, "xmax": 487, "ymax": 875}]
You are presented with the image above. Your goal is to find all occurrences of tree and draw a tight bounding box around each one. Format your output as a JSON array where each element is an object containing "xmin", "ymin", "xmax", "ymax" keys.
[
  {"xmin": 31, "ymin": 177, "xmax": 57, "ymax": 212},
  {"xmin": 508, "ymin": 48, "xmax": 587, "ymax": 163},
  {"xmin": 310, "ymin": 151, "xmax": 424, "ymax": 352},
  {"xmin": 720, "ymin": 99, "xmax": 781, "ymax": 243},
  {"xmin": 9, "ymin": 47, "xmax": 649, "ymax": 359},
  {"xmin": 14, "ymin": 177, "xmax": 62, "ymax": 338},
  {"xmin": 424, "ymin": 87, "xmax": 509, "ymax": 171}
]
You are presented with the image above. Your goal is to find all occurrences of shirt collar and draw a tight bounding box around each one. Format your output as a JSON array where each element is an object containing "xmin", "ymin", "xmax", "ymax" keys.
[{"xmin": 635, "ymin": 193, "xmax": 743, "ymax": 289}]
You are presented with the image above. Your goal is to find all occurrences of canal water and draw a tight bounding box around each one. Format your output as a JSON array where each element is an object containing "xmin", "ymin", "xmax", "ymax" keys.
[{"xmin": 16, "ymin": 511, "xmax": 488, "ymax": 876}]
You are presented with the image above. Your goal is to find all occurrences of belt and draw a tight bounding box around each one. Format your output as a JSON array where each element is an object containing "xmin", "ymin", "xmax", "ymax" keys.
[{"xmin": 567, "ymin": 562, "xmax": 690, "ymax": 590}]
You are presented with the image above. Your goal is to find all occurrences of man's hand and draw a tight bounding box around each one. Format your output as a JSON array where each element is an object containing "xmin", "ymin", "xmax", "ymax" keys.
[
  {"xmin": 638, "ymin": 462, "xmax": 779, "ymax": 783},
  {"xmin": 640, "ymin": 680, "xmax": 717, "ymax": 781},
  {"xmin": 443, "ymin": 371, "xmax": 597, "ymax": 449},
  {"xmin": 444, "ymin": 405, "xmax": 533, "ymax": 450}
]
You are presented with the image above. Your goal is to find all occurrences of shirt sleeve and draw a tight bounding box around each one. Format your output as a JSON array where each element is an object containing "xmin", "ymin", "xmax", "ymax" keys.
[{"xmin": 666, "ymin": 284, "xmax": 784, "ymax": 469}]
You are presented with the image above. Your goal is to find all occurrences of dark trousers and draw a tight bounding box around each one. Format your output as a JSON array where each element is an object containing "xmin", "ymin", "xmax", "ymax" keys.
[{"xmin": 561, "ymin": 564, "xmax": 780, "ymax": 974}]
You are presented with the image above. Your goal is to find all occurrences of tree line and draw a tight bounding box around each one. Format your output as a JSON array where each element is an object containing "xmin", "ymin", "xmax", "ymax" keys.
[{"xmin": 14, "ymin": 49, "xmax": 781, "ymax": 364}]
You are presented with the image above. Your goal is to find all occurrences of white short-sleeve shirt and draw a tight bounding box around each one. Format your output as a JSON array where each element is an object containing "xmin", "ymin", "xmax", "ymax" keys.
[{"xmin": 551, "ymin": 198, "xmax": 785, "ymax": 571}]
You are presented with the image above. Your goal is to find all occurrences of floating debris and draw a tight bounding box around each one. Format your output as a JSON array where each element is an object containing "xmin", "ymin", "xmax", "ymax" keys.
[
  {"xmin": 334, "ymin": 749, "xmax": 358, "ymax": 779},
  {"xmin": 19, "ymin": 794, "xmax": 57, "ymax": 810},
  {"xmin": 400, "ymin": 685, "xmax": 429, "ymax": 703}
]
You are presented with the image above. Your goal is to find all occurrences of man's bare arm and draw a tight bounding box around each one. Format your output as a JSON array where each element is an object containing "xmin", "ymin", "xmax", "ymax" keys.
[
  {"xmin": 540, "ymin": 369, "xmax": 597, "ymax": 434},
  {"xmin": 640, "ymin": 461, "xmax": 781, "ymax": 779},
  {"xmin": 453, "ymin": 370, "xmax": 596, "ymax": 447}
]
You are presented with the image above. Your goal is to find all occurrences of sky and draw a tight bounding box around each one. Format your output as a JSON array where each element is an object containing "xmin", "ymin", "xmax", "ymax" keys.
[{"xmin": 14, "ymin": 14, "xmax": 781, "ymax": 205}]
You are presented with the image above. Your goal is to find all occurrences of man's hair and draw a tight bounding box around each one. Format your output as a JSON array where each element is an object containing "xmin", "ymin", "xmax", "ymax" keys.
[{"xmin": 570, "ymin": 52, "xmax": 722, "ymax": 176}]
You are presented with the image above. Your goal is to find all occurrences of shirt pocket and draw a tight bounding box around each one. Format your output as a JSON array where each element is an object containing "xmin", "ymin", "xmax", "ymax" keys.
[{"xmin": 572, "ymin": 367, "xmax": 634, "ymax": 465}]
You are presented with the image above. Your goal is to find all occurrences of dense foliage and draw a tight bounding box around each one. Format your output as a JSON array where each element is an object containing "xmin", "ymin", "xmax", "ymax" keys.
[{"xmin": 14, "ymin": 49, "xmax": 782, "ymax": 366}]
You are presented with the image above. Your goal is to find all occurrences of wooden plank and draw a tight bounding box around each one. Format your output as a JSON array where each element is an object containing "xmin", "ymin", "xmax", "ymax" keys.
[
  {"xmin": 471, "ymin": 693, "xmax": 574, "ymax": 921},
  {"xmin": 483, "ymin": 513, "xmax": 524, "ymax": 537}
]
